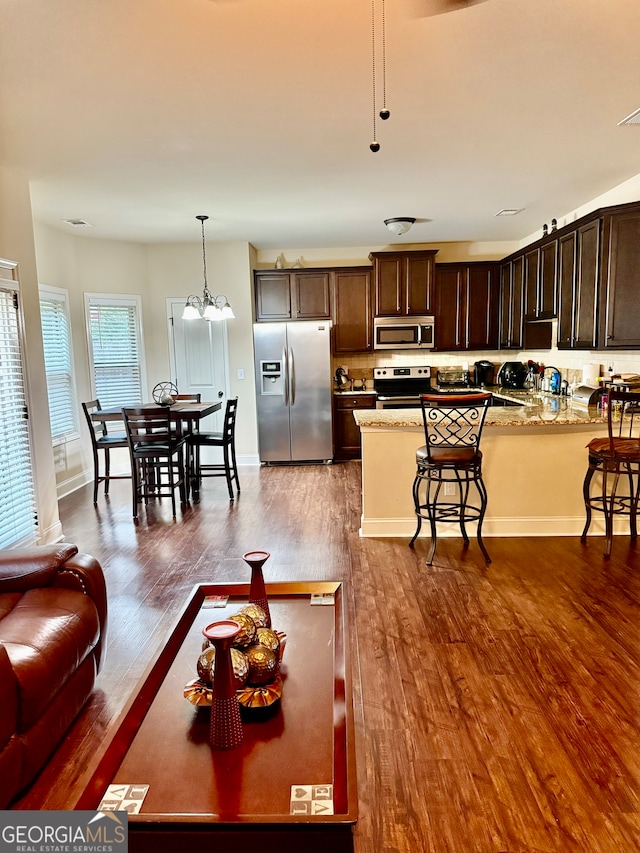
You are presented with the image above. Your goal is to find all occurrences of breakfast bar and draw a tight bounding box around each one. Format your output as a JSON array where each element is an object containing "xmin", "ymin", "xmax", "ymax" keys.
[{"xmin": 353, "ymin": 393, "xmax": 613, "ymax": 539}]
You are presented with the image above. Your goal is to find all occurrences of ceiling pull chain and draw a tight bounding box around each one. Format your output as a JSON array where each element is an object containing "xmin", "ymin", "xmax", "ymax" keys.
[
  {"xmin": 370, "ymin": 0, "xmax": 380, "ymax": 152},
  {"xmin": 380, "ymin": 0, "xmax": 390, "ymax": 121}
]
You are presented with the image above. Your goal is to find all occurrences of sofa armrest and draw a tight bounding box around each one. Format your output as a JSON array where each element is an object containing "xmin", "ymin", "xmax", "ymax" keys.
[
  {"xmin": 0, "ymin": 544, "xmax": 79, "ymax": 593},
  {"xmin": 51, "ymin": 552, "xmax": 108, "ymax": 672}
]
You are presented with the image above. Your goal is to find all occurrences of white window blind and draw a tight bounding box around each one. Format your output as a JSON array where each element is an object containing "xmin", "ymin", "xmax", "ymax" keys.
[
  {"xmin": 0, "ymin": 284, "xmax": 38, "ymax": 547},
  {"xmin": 86, "ymin": 296, "xmax": 145, "ymax": 408},
  {"xmin": 39, "ymin": 286, "xmax": 78, "ymax": 443}
]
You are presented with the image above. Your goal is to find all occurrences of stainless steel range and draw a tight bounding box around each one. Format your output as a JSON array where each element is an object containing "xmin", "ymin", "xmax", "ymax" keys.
[{"xmin": 374, "ymin": 366, "xmax": 433, "ymax": 409}]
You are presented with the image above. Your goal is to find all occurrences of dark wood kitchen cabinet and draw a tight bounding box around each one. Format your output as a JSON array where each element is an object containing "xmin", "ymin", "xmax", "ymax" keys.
[
  {"xmin": 255, "ymin": 271, "xmax": 331, "ymax": 321},
  {"xmin": 434, "ymin": 262, "xmax": 499, "ymax": 351},
  {"xmin": 499, "ymin": 257, "xmax": 524, "ymax": 349},
  {"xmin": 333, "ymin": 394, "xmax": 376, "ymax": 460},
  {"xmin": 600, "ymin": 208, "xmax": 640, "ymax": 348},
  {"xmin": 369, "ymin": 250, "xmax": 437, "ymax": 317},
  {"xmin": 332, "ymin": 267, "xmax": 372, "ymax": 353},
  {"xmin": 557, "ymin": 218, "xmax": 600, "ymax": 350},
  {"xmin": 524, "ymin": 241, "xmax": 557, "ymax": 320}
]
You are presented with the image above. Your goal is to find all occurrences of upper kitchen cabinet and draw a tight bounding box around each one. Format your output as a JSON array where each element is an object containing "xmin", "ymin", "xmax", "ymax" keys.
[
  {"xmin": 557, "ymin": 218, "xmax": 600, "ymax": 350},
  {"xmin": 434, "ymin": 262, "xmax": 499, "ymax": 351},
  {"xmin": 369, "ymin": 250, "xmax": 438, "ymax": 317},
  {"xmin": 255, "ymin": 270, "xmax": 331, "ymax": 321},
  {"xmin": 332, "ymin": 267, "xmax": 372, "ymax": 353},
  {"xmin": 524, "ymin": 241, "xmax": 557, "ymax": 321},
  {"xmin": 600, "ymin": 207, "xmax": 640, "ymax": 348},
  {"xmin": 499, "ymin": 257, "xmax": 524, "ymax": 349}
]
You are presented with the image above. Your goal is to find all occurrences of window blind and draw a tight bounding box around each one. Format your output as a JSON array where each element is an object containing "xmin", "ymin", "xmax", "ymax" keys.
[
  {"xmin": 0, "ymin": 287, "xmax": 38, "ymax": 547},
  {"xmin": 88, "ymin": 300, "xmax": 144, "ymax": 408},
  {"xmin": 39, "ymin": 290, "xmax": 78, "ymax": 442}
]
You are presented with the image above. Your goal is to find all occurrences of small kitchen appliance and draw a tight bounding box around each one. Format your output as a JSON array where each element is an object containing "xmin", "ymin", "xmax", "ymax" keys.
[
  {"xmin": 497, "ymin": 361, "xmax": 528, "ymax": 389},
  {"xmin": 373, "ymin": 316, "xmax": 435, "ymax": 350},
  {"xmin": 374, "ymin": 366, "xmax": 433, "ymax": 409},
  {"xmin": 473, "ymin": 360, "xmax": 495, "ymax": 387},
  {"xmin": 436, "ymin": 367, "xmax": 471, "ymax": 390}
]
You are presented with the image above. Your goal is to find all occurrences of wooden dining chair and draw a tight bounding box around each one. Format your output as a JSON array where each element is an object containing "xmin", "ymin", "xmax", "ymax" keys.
[
  {"xmin": 187, "ymin": 397, "xmax": 240, "ymax": 501},
  {"xmin": 122, "ymin": 406, "xmax": 188, "ymax": 521},
  {"xmin": 81, "ymin": 400, "xmax": 130, "ymax": 504}
]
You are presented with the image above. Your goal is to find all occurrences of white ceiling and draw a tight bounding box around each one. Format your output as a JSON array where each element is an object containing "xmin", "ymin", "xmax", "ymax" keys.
[{"xmin": 2, "ymin": 0, "xmax": 640, "ymax": 249}]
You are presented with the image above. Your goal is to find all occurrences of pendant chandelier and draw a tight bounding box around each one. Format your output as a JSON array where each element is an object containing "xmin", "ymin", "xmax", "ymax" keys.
[{"xmin": 182, "ymin": 215, "xmax": 235, "ymax": 321}]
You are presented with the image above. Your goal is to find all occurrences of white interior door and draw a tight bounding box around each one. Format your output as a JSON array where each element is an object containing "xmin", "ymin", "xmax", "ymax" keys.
[{"xmin": 167, "ymin": 299, "xmax": 229, "ymax": 440}]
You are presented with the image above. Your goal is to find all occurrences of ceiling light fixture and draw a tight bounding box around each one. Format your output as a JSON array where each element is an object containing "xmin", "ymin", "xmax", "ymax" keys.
[
  {"xmin": 385, "ymin": 217, "xmax": 416, "ymax": 236},
  {"xmin": 182, "ymin": 215, "xmax": 235, "ymax": 321}
]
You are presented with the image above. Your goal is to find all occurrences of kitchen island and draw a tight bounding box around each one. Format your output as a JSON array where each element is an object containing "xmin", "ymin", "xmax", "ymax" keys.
[{"xmin": 353, "ymin": 392, "xmax": 613, "ymax": 539}]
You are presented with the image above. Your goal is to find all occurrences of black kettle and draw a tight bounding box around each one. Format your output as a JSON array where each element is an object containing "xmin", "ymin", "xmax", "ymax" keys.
[{"xmin": 335, "ymin": 366, "xmax": 349, "ymax": 388}]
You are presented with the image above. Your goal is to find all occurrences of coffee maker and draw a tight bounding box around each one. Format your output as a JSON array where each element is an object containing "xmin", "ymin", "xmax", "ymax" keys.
[{"xmin": 473, "ymin": 360, "xmax": 495, "ymax": 387}]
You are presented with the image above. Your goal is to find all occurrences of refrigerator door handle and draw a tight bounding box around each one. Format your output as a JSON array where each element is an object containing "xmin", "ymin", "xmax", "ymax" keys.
[
  {"xmin": 289, "ymin": 345, "xmax": 295, "ymax": 406},
  {"xmin": 282, "ymin": 346, "xmax": 289, "ymax": 407}
]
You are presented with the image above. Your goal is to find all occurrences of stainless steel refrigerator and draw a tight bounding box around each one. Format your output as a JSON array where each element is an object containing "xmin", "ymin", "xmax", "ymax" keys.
[{"xmin": 253, "ymin": 321, "xmax": 333, "ymax": 462}]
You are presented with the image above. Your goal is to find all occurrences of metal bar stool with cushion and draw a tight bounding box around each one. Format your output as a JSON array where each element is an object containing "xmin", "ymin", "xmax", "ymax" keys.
[
  {"xmin": 187, "ymin": 397, "xmax": 240, "ymax": 502},
  {"xmin": 581, "ymin": 388, "xmax": 640, "ymax": 557},
  {"xmin": 123, "ymin": 406, "xmax": 188, "ymax": 521},
  {"xmin": 81, "ymin": 399, "xmax": 130, "ymax": 504},
  {"xmin": 409, "ymin": 392, "xmax": 492, "ymax": 565}
]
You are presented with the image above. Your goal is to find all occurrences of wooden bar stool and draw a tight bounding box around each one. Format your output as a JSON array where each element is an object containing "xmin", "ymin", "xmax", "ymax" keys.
[
  {"xmin": 581, "ymin": 388, "xmax": 640, "ymax": 557},
  {"xmin": 81, "ymin": 399, "xmax": 130, "ymax": 504},
  {"xmin": 409, "ymin": 392, "xmax": 492, "ymax": 565}
]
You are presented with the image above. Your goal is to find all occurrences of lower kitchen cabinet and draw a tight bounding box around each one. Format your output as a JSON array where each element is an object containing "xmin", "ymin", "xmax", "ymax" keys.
[{"xmin": 333, "ymin": 394, "xmax": 376, "ymax": 460}]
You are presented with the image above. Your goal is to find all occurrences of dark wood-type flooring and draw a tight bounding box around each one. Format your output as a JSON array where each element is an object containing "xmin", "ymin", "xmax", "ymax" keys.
[{"xmin": 12, "ymin": 463, "xmax": 640, "ymax": 852}]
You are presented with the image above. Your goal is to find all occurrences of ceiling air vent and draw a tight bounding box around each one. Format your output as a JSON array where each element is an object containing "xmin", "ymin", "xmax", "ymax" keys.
[
  {"xmin": 618, "ymin": 108, "xmax": 640, "ymax": 126},
  {"xmin": 62, "ymin": 218, "xmax": 93, "ymax": 228},
  {"xmin": 495, "ymin": 209, "xmax": 523, "ymax": 217}
]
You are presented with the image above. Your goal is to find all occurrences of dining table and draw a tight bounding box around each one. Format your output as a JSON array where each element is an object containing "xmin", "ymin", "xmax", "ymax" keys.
[{"xmin": 92, "ymin": 401, "xmax": 223, "ymax": 500}]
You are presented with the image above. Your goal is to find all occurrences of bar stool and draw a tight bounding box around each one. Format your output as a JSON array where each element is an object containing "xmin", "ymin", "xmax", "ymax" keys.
[
  {"xmin": 187, "ymin": 397, "xmax": 240, "ymax": 501},
  {"xmin": 409, "ymin": 392, "xmax": 492, "ymax": 565},
  {"xmin": 81, "ymin": 399, "xmax": 130, "ymax": 504},
  {"xmin": 581, "ymin": 388, "xmax": 640, "ymax": 557}
]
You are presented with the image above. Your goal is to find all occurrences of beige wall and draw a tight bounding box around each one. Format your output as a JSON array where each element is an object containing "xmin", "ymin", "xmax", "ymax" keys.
[{"xmin": 0, "ymin": 169, "xmax": 61, "ymax": 543}]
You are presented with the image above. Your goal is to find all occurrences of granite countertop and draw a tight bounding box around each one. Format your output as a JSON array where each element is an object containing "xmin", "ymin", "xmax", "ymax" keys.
[{"xmin": 353, "ymin": 390, "xmax": 606, "ymax": 429}]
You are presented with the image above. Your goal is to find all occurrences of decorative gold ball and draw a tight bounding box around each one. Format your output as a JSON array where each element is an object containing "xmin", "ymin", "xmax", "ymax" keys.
[
  {"xmin": 197, "ymin": 646, "xmax": 249, "ymax": 689},
  {"xmin": 229, "ymin": 612, "xmax": 257, "ymax": 648},
  {"xmin": 246, "ymin": 644, "xmax": 278, "ymax": 686},
  {"xmin": 255, "ymin": 627, "xmax": 280, "ymax": 654},
  {"xmin": 241, "ymin": 603, "xmax": 268, "ymax": 628}
]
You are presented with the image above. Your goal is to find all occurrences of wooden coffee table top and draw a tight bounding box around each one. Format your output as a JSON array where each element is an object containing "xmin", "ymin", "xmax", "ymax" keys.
[{"xmin": 75, "ymin": 581, "xmax": 357, "ymax": 838}]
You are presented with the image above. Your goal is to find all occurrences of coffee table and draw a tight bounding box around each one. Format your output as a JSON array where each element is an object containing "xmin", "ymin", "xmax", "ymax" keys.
[{"xmin": 75, "ymin": 581, "xmax": 357, "ymax": 853}]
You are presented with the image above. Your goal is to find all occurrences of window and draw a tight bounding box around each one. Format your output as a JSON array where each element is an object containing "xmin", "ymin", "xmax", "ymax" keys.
[
  {"xmin": 39, "ymin": 285, "xmax": 79, "ymax": 444},
  {"xmin": 85, "ymin": 294, "xmax": 146, "ymax": 408},
  {"xmin": 0, "ymin": 263, "xmax": 38, "ymax": 547}
]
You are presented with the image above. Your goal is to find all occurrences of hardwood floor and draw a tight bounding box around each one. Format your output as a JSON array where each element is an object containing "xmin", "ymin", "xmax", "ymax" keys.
[{"xmin": 13, "ymin": 463, "xmax": 640, "ymax": 852}]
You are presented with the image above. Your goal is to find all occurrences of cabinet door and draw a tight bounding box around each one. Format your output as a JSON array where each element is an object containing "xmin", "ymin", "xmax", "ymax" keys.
[
  {"xmin": 293, "ymin": 272, "xmax": 331, "ymax": 319},
  {"xmin": 333, "ymin": 394, "xmax": 376, "ymax": 460},
  {"xmin": 499, "ymin": 262, "xmax": 512, "ymax": 348},
  {"xmin": 538, "ymin": 240, "xmax": 558, "ymax": 319},
  {"xmin": 255, "ymin": 273, "xmax": 291, "ymax": 320},
  {"xmin": 557, "ymin": 232, "xmax": 576, "ymax": 349},
  {"xmin": 373, "ymin": 255, "xmax": 404, "ymax": 315},
  {"xmin": 524, "ymin": 249, "xmax": 539, "ymax": 319},
  {"xmin": 466, "ymin": 264, "xmax": 499, "ymax": 350},
  {"xmin": 510, "ymin": 256, "xmax": 525, "ymax": 349},
  {"xmin": 573, "ymin": 220, "xmax": 600, "ymax": 348},
  {"xmin": 405, "ymin": 253, "xmax": 435, "ymax": 315},
  {"xmin": 333, "ymin": 269, "xmax": 372, "ymax": 353},
  {"xmin": 601, "ymin": 211, "xmax": 640, "ymax": 348},
  {"xmin": 435, "ymin": 266, "xmax": 465, "ymax": 350}
]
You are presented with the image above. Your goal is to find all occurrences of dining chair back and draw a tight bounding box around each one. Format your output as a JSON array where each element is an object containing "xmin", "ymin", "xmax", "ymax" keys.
[
  {"xmin": 409, "ymin": 392, "xmax": 492, "ymax": 565},
  {"xmin": 81, "ymin": 399, "xmax": 130, "ymax": 504},
  {"xmin": 187, "ymin": 397, "xmax": 240, "ymax": 501},
  {"xmin": 122, "ymin": 406, "xmax": 188, "ymax": 521}
]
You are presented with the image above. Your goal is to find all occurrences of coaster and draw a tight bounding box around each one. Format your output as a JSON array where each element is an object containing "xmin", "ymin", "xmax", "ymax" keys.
[
  {"xmin": 203, "ymin": 595, "xmax": 229, "ymax": 608},
  {"xmin": 98, "ymin": 784, "xmax": 149, "ymax": 814},
  {"xmin": 289, "ymin": 784, "xmax": 334, "ymax": 815},
  {"xmin": 310, "ymin": 593, "xmax": 335, "ymax": 606}
]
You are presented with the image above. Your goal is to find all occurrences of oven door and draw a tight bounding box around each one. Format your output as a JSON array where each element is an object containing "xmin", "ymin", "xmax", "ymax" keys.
[{"xmin": 375, "ymin": 395, "xmax": 422, "ymax": 410}]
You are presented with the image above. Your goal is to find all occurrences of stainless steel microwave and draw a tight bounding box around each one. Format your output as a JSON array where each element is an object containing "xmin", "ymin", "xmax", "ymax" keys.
[{"xmin": 373, "ymin": 316, "xmax": 435, "ymax": 350}]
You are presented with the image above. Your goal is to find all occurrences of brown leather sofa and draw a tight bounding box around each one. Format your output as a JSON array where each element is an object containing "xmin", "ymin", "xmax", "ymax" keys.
[{"xmin": 0, "ymin": 543, "xmax": 107, "ymax": 807}]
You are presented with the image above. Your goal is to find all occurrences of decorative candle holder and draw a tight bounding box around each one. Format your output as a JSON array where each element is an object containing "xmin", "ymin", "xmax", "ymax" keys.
[
  {"xmin": 202, "ymin": 620, "xmax": 244, "ymax": 750},
  {"xmin": 243, "ymin": 550, "xmax": 271, "ymax": 628}
]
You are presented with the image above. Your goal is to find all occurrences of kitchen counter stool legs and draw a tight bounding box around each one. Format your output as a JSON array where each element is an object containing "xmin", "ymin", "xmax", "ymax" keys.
[{"xmin": 409, "ymin": 392, "xmax": 492, "ymax": 566}]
